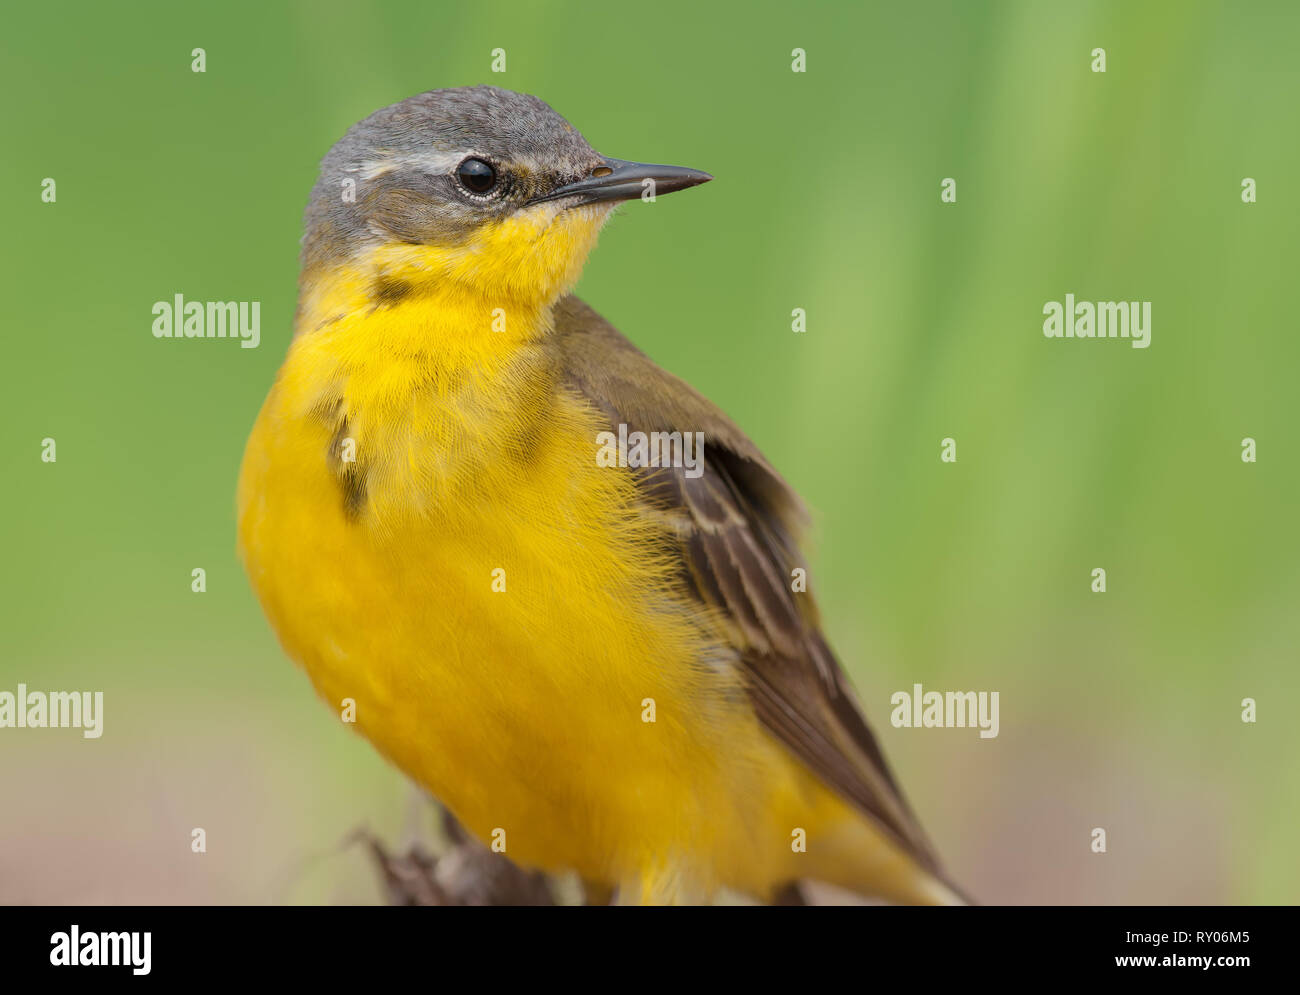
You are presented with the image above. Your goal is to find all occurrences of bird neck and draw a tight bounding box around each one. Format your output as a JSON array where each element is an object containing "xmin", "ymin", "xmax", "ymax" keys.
[
  {"xmin": 295, "ymin": 243, "xmax": 559, "ymax": 364},
  {"xmin": 280, "ymin": 246, "xmax": 564, "ymax": 502}
]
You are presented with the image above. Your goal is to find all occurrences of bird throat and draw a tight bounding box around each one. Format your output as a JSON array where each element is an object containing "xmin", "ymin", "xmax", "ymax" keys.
[{"xmin": 284, "ymin": 245, "xmax": 569, "ymax": 520}]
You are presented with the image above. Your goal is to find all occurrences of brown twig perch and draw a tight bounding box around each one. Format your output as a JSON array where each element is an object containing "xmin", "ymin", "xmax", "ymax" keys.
[{"xmin": 363, "ymin": 806, "xmax": 558, "ymax": 906}]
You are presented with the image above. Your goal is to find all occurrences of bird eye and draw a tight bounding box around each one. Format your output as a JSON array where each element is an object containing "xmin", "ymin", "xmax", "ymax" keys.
[{"xmin": 456, "ymin": 157, "xmax": 498, "ymax": 196}]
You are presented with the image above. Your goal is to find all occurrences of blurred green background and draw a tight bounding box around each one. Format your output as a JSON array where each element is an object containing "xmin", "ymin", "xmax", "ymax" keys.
[{"xmin": 3, "ymin": 0, "xmax": 1297, "ymax": 904}]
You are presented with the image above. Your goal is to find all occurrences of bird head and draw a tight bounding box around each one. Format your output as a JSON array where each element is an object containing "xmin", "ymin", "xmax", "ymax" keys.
[{"xmin": 300, "ymin": 86, "xmax": 711, "ymax": 319}]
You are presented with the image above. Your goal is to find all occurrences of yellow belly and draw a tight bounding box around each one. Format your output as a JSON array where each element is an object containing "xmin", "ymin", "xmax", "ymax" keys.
[{"xmin": 236, "ymin": 359, "xmax": 870, "ymax": 901}]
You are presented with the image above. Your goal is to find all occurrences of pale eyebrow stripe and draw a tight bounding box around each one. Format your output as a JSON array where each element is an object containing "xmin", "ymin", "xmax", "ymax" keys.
[{"xmin": 353, "ymin": 149, "xmax": 476, "ymax": 180}]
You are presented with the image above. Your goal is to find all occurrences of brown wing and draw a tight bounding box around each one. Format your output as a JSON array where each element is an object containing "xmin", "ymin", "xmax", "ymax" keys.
[{"xmin": 553, "ymin": 295, "xmax": 944, "ymax": 878}]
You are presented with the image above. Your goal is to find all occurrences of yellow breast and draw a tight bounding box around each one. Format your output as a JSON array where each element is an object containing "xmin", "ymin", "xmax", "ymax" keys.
[
  {"xmin": 238, "ymin": 279, "xmax": 789, "ymax": 897},
  {"xmin": 236, "ymin": 240, "xmax": 893, "ymax": 902}
]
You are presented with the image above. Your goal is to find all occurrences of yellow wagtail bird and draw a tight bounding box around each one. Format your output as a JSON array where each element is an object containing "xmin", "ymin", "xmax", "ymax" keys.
[{"xmin": 238, "ymin": 86, "xmax": 965, "ymax": 905}]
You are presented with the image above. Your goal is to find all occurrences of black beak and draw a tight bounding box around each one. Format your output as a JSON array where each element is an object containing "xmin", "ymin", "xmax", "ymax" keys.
[{"xmin": 531, "ymin": 157, "xmax": 712, "ymax": 206}]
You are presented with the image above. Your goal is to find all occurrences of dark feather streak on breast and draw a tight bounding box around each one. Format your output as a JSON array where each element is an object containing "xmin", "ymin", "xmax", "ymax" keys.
[
  {"xmin": 314, "ymin": 396, "xmax": 368, "ymax": 520},
  {"xmin": 370, "ymin": 277, "xmax": 413, "ymax": 310}
]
